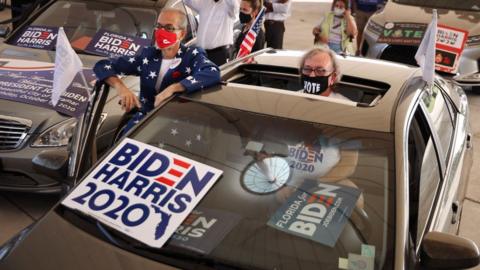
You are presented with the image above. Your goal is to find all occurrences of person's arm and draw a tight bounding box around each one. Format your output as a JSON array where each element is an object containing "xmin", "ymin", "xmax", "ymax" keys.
[
  {"xmin": 344, "ymin": 9, "xmax": 358, "ymax": 38},
  {"xmin": 224, "ymin": 0, "xmax": 240, "ymax": 19},
  {"xmin": 93, "ymin": 53, "xmax": 143, "ymax": 112},
  {"xmin": 154, "ymin": 47, "xmax": 221, "ymax": 106}
]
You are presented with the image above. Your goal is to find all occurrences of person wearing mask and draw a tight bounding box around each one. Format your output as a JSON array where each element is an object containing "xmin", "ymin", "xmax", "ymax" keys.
[
  {"xmin": 352, "ymin": 0, "xmax": 386, "ymax": 55},
  {"xmin": 184, "ymin": 0, "xmax": 239, "ymax": 66},
  {"xmin": 94, "ymin": 8, "xmax": 221, "ymax": 132},
  {"xmin": 299, "ymin": 47, "xmax": 353, "ymax": 102},
  {"xmin": 233, "ymin": 0, "xmax": 266, "ymax": 57},
  {"xmin": 263, "ymin": 0, "xmax": 291, "ymax": 49},
  {"xmin": 312, "ymin": 0, "xmax": 357, "ymax": 55}
]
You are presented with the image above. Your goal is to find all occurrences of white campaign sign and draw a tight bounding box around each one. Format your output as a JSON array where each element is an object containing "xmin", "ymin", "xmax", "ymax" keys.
[{"xmin": 62, "ymin": 138, "xmax": 223, "ymax": 248}]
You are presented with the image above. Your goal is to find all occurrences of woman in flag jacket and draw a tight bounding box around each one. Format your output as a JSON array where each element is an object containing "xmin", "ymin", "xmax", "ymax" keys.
[
  {"xmin": 233, "ymin": 0, "xmax": 266, "ymax": 57},
  {"xmin": 94, "ymin": 8, "xmax": 221, "ymax": 132}
]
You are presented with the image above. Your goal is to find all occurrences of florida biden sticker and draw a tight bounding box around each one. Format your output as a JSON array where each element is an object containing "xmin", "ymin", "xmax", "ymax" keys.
[
  {"xmin": 62, "ymin": 138, "xmax": 223, "ymax": 248},
  {"xmin": 267, "ymin": 181, "xmax": 360, "ymax": 247}
]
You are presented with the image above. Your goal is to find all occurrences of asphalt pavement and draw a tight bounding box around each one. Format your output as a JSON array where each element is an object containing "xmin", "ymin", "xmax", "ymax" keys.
[{"xmin": 1, "ymin": 2, "xmax": 480, "ymax": 270}]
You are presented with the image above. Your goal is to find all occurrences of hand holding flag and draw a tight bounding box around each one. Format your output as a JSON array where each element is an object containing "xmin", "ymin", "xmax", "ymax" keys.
[
  {"xmin": 52, "ymin": 27, "xmax": 83, "ymax": 106},
  {"xmin": 237, "ymin": 7, "xmax": 266, "ymax": 59}
]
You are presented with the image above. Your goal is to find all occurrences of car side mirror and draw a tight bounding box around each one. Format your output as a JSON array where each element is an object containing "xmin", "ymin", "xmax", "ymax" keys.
[
  {"xmin": 0, "ymin": 25, "xmax": 10, "ymax": 38},
  {"xmin": 420, "ymin": 231, "xmax": 480, "ymax": 269}
]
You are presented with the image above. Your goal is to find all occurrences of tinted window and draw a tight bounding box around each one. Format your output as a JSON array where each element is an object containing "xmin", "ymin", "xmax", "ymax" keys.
[
  {"xmin": 408, "ymin": 111, "xmax": 442, "ymax": 246},
  {"xmin": 421, "ymin": 85, "xmax": 454, "ymax": 161},
  {"xmin": 393, "ymin": 0, "xmax": 479, "ymax": 11},
  {"xmin": 8, "ymin": 1, "xmax": 157, "ymax": 50},
  {"xmin": 121, "ymin": 99, "xmax": 396, "ymax": 269}
]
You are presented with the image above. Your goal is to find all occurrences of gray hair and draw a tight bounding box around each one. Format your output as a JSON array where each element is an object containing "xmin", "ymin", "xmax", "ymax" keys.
[
  {"xmin": 299, "ymin": 47, "xmax": 341, "ymax": 83},
  {"xmin": 160, "ymin": 8, "xmax": 188, "ymax": 29}
]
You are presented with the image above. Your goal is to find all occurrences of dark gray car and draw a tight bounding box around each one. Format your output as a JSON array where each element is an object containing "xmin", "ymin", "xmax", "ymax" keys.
[{"xmin": 0, "ymin": 0, "xmax": 197, "ymax": 193}]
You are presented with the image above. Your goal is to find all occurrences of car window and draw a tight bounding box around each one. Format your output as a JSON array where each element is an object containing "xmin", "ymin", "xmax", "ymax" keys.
[
  {"xmin": 62, "ymin": 98, "xmax": 396, "ymax": 270},
  {"xmin": 7, "ymin": 1, "xmax": 157, "ymax": 50},
  {"xmin": 407, "ymin": 109, "xmax": 442, "ymax": 247},
  {"xmin": 392, "ymin": 0, "xmax": 479, "ymax": 11},
  {"xmin": 421, "ymin": 85, "xmax": 454, "ymax": 162}
]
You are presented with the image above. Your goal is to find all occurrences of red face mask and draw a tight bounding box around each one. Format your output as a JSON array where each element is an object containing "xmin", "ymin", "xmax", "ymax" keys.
[{"xmin": 154, "ymin": 28, "xmax": 177, "ymax": 49}]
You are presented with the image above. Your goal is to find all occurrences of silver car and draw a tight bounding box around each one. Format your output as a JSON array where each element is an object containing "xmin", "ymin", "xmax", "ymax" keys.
[
  {"xmin": 0, "ymin": 49, "xmax": 477, "ymax": 269},
  {"xmin": 361, "ymin": 0, "xmax": 480, "ymax": 92}
]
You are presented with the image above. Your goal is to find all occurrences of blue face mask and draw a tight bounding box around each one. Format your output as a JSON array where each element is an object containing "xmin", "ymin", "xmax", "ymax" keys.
[{"xmin": 302, "ymin": 74, "xmax": 331, "ymax": 95}]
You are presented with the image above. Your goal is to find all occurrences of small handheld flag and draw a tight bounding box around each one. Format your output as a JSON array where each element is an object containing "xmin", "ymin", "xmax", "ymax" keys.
[{"xmin": 237, "ymin": 7, "xmax": 266, "ymax": 59}]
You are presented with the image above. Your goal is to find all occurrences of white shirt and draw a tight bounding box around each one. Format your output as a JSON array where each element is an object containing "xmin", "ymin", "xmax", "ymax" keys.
[
  {"xmin": 155, "ymin": 58, "xmax": 174, "ymax": 92},
  {"xmin": 264, "ymin": 0, "xmax": 292, "ymax": 21},
  {"xmin": 184, "ymin": 0, "xmax": 239, "ymax": 50}
]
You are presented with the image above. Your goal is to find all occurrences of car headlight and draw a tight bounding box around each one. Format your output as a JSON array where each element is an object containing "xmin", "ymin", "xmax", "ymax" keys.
[{"xmin": 31, "ymin": 118, "xmax": 77, "ymax": 147}]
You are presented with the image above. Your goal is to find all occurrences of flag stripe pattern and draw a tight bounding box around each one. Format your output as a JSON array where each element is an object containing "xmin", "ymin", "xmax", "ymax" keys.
[{"xmin": 237, "ymin": 7, "xmax": 266, "ymax": 59}]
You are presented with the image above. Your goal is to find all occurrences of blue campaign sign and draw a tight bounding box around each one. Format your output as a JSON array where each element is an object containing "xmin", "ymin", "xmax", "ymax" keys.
[
  {"xmin": 61, "ymin": 138, "xmax": 223, "ymax": 248},
  {"xmin": 0, "ymin": 60, "xmax": 95, "ymax": 117},
  {"xmin": 85, "ymin": 29, "xmax": 151, "ymax": 58},
  {"xmin": 12, "ymin": 25, "xmax": 59, "ymax": 50},
  {"xmin": 267, "ymin": 181, "xmax": 360, "ymax": 247}
]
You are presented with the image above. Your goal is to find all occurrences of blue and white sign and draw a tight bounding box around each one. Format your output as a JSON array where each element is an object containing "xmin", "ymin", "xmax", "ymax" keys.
[
  {"xmin": 12, "ymin": 26, "xmax": 59, "ymax": 50},
  {"xmin": 267, "ymin": 181, "xmax": 360, "ymax": 247},
  {"xmin": 61, "ymin": 138, "xmax": 223, "ymax": 248},
  {"xmin": 85, "ymin": 29, "xmax": 151, "ymax": 58}
]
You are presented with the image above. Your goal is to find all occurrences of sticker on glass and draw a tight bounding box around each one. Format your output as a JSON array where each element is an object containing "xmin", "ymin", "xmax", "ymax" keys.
[
  {"xmin": 85, "ymin": 29, "xmax": 151, "ymax": 58},
  {"xmin": 170, "ymin": 208, "xmax": 241, "ymax": 254},
  {"xmin": 267, "ymin": 181, "xmax": 360, "ymax": 247},
  {"xmin": 12, "ymin": 25, "xmax": 59, "ymax": 50},
  {"xmin": 62, "ymin": 138, "xmax": 223, "ymax": 248}
]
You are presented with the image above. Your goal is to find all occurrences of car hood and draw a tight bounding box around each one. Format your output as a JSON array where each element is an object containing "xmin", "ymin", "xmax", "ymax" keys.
[
  {"xmin": 371, "ymin": 2, "xmax": 480, "ymax": 37},
  {"xmin": 0, "ymin": 210, "xmax": 178, "ymax": 270}
]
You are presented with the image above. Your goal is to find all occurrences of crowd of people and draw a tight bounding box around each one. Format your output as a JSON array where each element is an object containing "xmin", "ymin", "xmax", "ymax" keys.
[{"xmin": 94, "ymin": 0, "xmax": 387, "ymax": 131}]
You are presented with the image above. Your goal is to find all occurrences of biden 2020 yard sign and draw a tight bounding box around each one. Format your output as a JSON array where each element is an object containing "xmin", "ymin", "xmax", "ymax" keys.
[{"xmin": 62, "ymin": 138, "xmax": 223, "ymax": 248}]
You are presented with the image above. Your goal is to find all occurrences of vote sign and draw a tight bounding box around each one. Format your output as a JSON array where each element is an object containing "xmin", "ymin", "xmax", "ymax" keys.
[{"xmin": 62, "ymin": 138, "xmax": 223, "ymax": 248}]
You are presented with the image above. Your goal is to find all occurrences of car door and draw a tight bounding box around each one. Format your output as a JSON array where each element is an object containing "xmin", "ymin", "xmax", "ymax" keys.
[{"xmin": 406, "ymin": 81, "xmax": 472, "ymax": 263}]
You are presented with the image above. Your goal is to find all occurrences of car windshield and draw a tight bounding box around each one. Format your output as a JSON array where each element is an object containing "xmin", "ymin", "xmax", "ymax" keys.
[
  {"xmin": 118, "ymin": 98, "xmax": 395, "ymax": 269},
  {"xmin": 6, "ymin": 0, "xmax": 157, "ymax": 52},
  {"xmin": 393, "ymin": 0, "xmax": 480, "ymax": 11}
]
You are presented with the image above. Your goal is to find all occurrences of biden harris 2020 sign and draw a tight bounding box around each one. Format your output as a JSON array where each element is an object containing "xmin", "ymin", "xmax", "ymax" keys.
[{"xmin": 62, "ymin": 138, "xmax": 223, "ymax": 248}]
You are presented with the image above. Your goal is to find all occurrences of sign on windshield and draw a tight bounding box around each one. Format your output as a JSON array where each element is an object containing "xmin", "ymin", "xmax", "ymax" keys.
[
  {"xmin": 84, "ymin": 29, "xmax": 151, "ymax": 58},
  {"xmin": 61, "ymin": 138, "xmax": 223, "ymax": 248},
  {"xmin": 12, "ymin": 25, "xmax": 59, "ymax": 50}
]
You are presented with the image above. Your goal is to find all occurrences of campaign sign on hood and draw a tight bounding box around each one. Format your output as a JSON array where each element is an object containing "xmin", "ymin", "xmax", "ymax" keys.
[
  {"xmin": 267, "ymin": 181, "xmax": 360, "ymax": 247},
  {"xmin": 61, "ymin": 138, "xmax": 223, "ymax": 248},
  {"xmin": 0, "ymin": 64, "xmax": 94, "ymax": 117},
  {"xmin": 85, "ymin": 29, "xmax": 151, "ymax": 58},
  {"xmin": 12, "ymin": 26, "xmax": 58, "ymax": 50}
]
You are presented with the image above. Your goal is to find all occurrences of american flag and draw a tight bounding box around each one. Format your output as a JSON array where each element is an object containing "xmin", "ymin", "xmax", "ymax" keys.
[{"xmin": 236, "ymin": 7, "xmax": 266, "ymax": 59}]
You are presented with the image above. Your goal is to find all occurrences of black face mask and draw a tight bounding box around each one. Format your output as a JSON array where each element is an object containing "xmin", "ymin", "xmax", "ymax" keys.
[
  {"xmin": 302, "ymin": 75, "xmax": 330, "ymax": 95},
  {"xmin": 239, "ymin": 12, "xmax": 252, "ymax": 24}
]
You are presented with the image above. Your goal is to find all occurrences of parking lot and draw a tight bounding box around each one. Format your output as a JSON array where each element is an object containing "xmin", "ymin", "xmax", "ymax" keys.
[{"xmin": 1, "ymin": 0, "xmax": 480, "ymax": 269}]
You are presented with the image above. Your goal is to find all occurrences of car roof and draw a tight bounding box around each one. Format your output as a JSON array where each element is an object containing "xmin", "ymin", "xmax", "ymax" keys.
[{"xmin": 186, "ymin": 50, "xmax": 423, "ymax": 133}]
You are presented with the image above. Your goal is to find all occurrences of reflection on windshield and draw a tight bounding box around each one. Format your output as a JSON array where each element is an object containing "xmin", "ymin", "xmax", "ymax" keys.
[
  {"xmin": 129, "ymin": 99, "xmax": 395, "ymax": 270},
  {"xmin": 393, "ymin": 0, "xmax": 480, "ymax": 11},
  {"xmin": 8, "ymin": 1, "xmax": 157, "ymax": 51}
]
